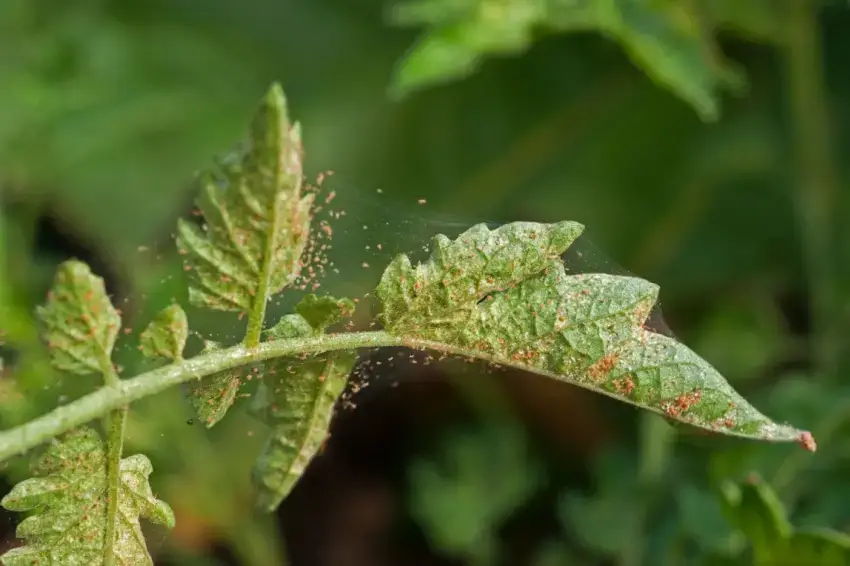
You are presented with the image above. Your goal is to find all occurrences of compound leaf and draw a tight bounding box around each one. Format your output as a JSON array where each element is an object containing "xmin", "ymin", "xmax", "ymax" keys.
[
  {"xmin": 251, "ymin": 295, "xmax": 357, "ymax": 511},
  {"xmin": 36, "ymin": 260, "xmax": 120, "ymax": 376},
  {"xmin": 0, "ymin": 427, "xmax": 174, "ymax": 565},
  {"xmin": 139, "ymin": 304, "xmax": 188, "ymax": 362},
  {"xmin": 376, "ymin": 221, "xmax": 812, "ymax": 445},
  {"xmin": 175, "ymin": 83, "xmax": 312, "ymax": 313}
]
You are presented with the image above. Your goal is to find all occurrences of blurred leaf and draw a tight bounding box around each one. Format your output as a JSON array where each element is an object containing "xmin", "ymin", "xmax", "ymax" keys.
[
  {"xmin": 784, "ymin": 529, "xmax": 850, "ymax": 566},
  {"xmin": 391, "ymin": 0, "xmax": 746, "ymax": 119},
  {"xmin": 1, "ymin": 427, "xmax": 174, "ymax": 565},
  {"xmin": 718, "ymin": 475, "xmax": 850, "ymax": 565},
  {"xmin": 377, "ymin": 221, "xmax": 813, "ymax": 443},
  {"xmin": 409, "ymin": 421, "xmax": 542, "ymax": 564},
  {"xmin": 36, "ymin": 260, "xmax": 119, "ymax": 376},
  {"xmin": 677, "ymin": 484, "xmax": 741, "ymax": 554},
  {"xmin": 0, "ymin": 3, "xmax": 266, "ymax": 256},
  {"xmin": 139, "ymin": 304, "xmax": 188, "ymax": 362},
  {"xmin": 719, "ymin": 475, "xmax": 791, "ymax": 561},
  {"xmin": 560, "ymin": 450, "xmax": 644, "ymax": 556}
]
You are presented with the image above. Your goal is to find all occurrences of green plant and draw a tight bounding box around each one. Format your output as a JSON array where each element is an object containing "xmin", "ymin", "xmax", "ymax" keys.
[
  {"xmin": 388, "ymin": 0, "xmax": 781, "ymax": 120},
  {"xmin": 0, "ymin": 82, "xmax": 821, "ymax": 565}
]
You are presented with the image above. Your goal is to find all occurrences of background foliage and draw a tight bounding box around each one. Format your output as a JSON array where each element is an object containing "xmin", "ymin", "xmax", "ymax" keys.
[{"xmin": 1, "ymin": 0, "xmax": 849, "ymax": 565}]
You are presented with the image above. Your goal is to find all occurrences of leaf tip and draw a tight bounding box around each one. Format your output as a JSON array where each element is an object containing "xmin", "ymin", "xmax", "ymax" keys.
[{"xmin": 263, "ymin": 82, "xmax": 287, "ymax": 112}]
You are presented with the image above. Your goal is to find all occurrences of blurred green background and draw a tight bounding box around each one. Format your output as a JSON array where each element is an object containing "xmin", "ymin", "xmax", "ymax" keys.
[{"xmin": 1, "ymin": 0, "xmax": 850, "ymax": 565}]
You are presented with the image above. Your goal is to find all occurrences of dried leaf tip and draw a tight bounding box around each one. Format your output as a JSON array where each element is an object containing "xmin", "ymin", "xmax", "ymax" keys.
[{"xmin": 798, "ymin": 430, "xmax": 817, "ymax": 453}]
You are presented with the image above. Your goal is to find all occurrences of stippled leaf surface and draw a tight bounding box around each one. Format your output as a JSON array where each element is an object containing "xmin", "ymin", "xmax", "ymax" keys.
[
  {"xmin": 251, "ymin": 296, "xmax": 356, "ymax": 511},
  {"xmin": 376, "ymin": 221, "xmax": 811, "ymax": 445},
  {"xmin": 36, "ymin": 260, "xmax": 120, "ymax": 376},
  {"xmin": 189, "ymin": 340, "xmax": 245, "ymax": 428},
  {"xmin": 139, "ymin": 304, "xmax": 188, "ymax": 361},
  {"xmin": 175, "ymin": 83, "xmax": 312, "ymax": 312},
  {"xmin": 390, "ymin": 0, "xmax": 746, "ymax": 120},
  {"xmin": 294, "ymin": 294, "xmax": 355, "ymax": 333},
  {"xmin": 0, "ymin": 428, "xmax": 174, "ymax": 565}
]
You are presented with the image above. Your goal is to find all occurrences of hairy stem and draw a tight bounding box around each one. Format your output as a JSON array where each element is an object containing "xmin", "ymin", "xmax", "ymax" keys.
[
  {"xmin": 97, "ymin": 353, "xmax": 124, "ymax": 566},
  {"xmin": 102, "ymin": 406, "xmax": 127, "ymax": 566},
  {"xmin": 0, "ymin": 331, "xmax": 402, "ymax": 462}
]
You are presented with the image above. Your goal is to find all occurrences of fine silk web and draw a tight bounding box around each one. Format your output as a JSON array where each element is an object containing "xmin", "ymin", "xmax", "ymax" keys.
[{"xmin": 296, "ymin": 174, "xmax": 674, "ymax": 411}]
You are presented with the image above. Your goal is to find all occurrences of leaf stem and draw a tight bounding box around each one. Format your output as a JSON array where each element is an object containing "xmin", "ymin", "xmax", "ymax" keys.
[
  {"xmin": 0, "ymin": 329, "xmax": 812, "ymax": 463},
  {"xmin": 0, "ymin": 331, "xmax": 403, "ymax": 462},
  {"xmin": 102, "ymin": 406, "xmax": 127, "ymax": 566},
  {"xmin": 98, "ymin": 346, "xmax": 124, "ymax": 566}
]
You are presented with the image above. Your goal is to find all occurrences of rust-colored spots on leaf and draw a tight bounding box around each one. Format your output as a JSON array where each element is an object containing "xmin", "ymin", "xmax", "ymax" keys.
[{"xmin": 587, "ymin": 353, "xmax": 619, "ymax": 382}]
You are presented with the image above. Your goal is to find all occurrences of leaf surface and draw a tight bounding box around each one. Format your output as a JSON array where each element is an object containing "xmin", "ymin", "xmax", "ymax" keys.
[
  {"xmin": 175, "ymin": 83, "xmax": 312, "ymax": 312},
  {"xmin": 0, "ymin": 428, "xmax": 174, "ymax": 565},
  {"xmin": 36, "ymin": 260, "xmax": 120, "ymax": 376},
  {"xmin": 376, "ymin": 221, "xmax": 811, "ymax": 444},
  {"xmin": 139, "ymin": 304, "xmax": 188, "ymax": 361},
  {"xmin": 188, "ymin": 340, "xmax": 245, "ymax": 428},
  {"xmin": 251, "ymin": 296, "xmax": 357, "ymax": 511}
]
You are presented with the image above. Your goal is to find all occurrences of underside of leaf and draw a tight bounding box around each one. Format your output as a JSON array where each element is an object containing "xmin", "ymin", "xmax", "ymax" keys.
[
  {"xmin": 251, "ymin": 349, "xmax": 356, "ymax": 511},
  {"xmin": 376, "ymin": 221, "xmax": 813, "ymax": 446},
  {"xmin": 251, "ymin": 297, "xmax": 358, "ymax": 511},
  {"xmin": 0, "ymin": 427, "xmax": 174, "ymax": 565},
  {"xmin": 188, "ymin": 340, "xmax": 245, "ymax": 428},
  {"xmin": 175, "ymin": 83, "xmax": 313, "ymax": 313},
  {"xmin": 36, "ymin": 260, "xmax": 121, "ymax": 376}
]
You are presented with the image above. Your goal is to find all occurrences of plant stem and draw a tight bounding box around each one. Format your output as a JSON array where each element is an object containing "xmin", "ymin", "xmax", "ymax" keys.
[
  {"xmin": 0, "ymin": 327, "xmax": 813, "ymax": 462},
  {"xmin": 97, "ymin": 353, "xmax": 124, "ymax": 566},
  {"xmin": 783, "ymin": 0, "xmax": 842, "ymax": 378},
  {"xmin": 0, "ymin": 331, "xmax": 402, "ymax": 462},
  {"xmin": 102, "ymin": 406, "xmax": 127, "ymax": 566}
]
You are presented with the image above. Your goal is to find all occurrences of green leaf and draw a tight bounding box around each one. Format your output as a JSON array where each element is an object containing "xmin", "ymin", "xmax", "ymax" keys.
[
  {"xmin": 785, "ymin": 529, "xmax": 850, "ymax": 566},
  {"xmin": 559, "ymin": 450, "xmax": 644, "ymax": 555},
  {"xmin": 188, "ymin": 340, "xmax": 245, "ymax": 428},
  {"xmin": 390, "ymin": 0, "xmax": 745, "ymax": 120},
  {"xmin": 0, "ymin": 427, "xmax": 174, "ymax": 565},
  {"xmin": 376, "ymin": 221, "xmax": 812, "ymax": 444},
  {"xmin": 717, "ymin": 476, "xmax": 850, "ymax": 565},
  {"xmin": 251, "ymin": 345, "xmax": 355, "ymax": 511},
  {"xmin": 390, "ymin": 0, "xmax": 547, "ymax": 97},
  {"xmin": 594, "ymin": 0, "xmax": 745, "ymax": 121},
  {"xmin": 410, "ymin": 422, "xmax": 542, "ymax": 564},
  {"xmin": 175, "ymin": 83, "xmax": 312, "ymax": 313},
  {"xmin": 36, "ymin": 260, "xmax": 120, "ymax": 376},
  {"xmin": 139, "ymin": 304, "xmax": 188, "ymax": 361},
  {"xmin": 252, "ymin": 294, "xmax": 357, "ymax": 511},
  {"xmin": 294, "ymin": 294, "xmax": 356, "ymax": 333},
  {"xmin": 719, "ymin": 475, "xmax": 791, "ymax": 562}
]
